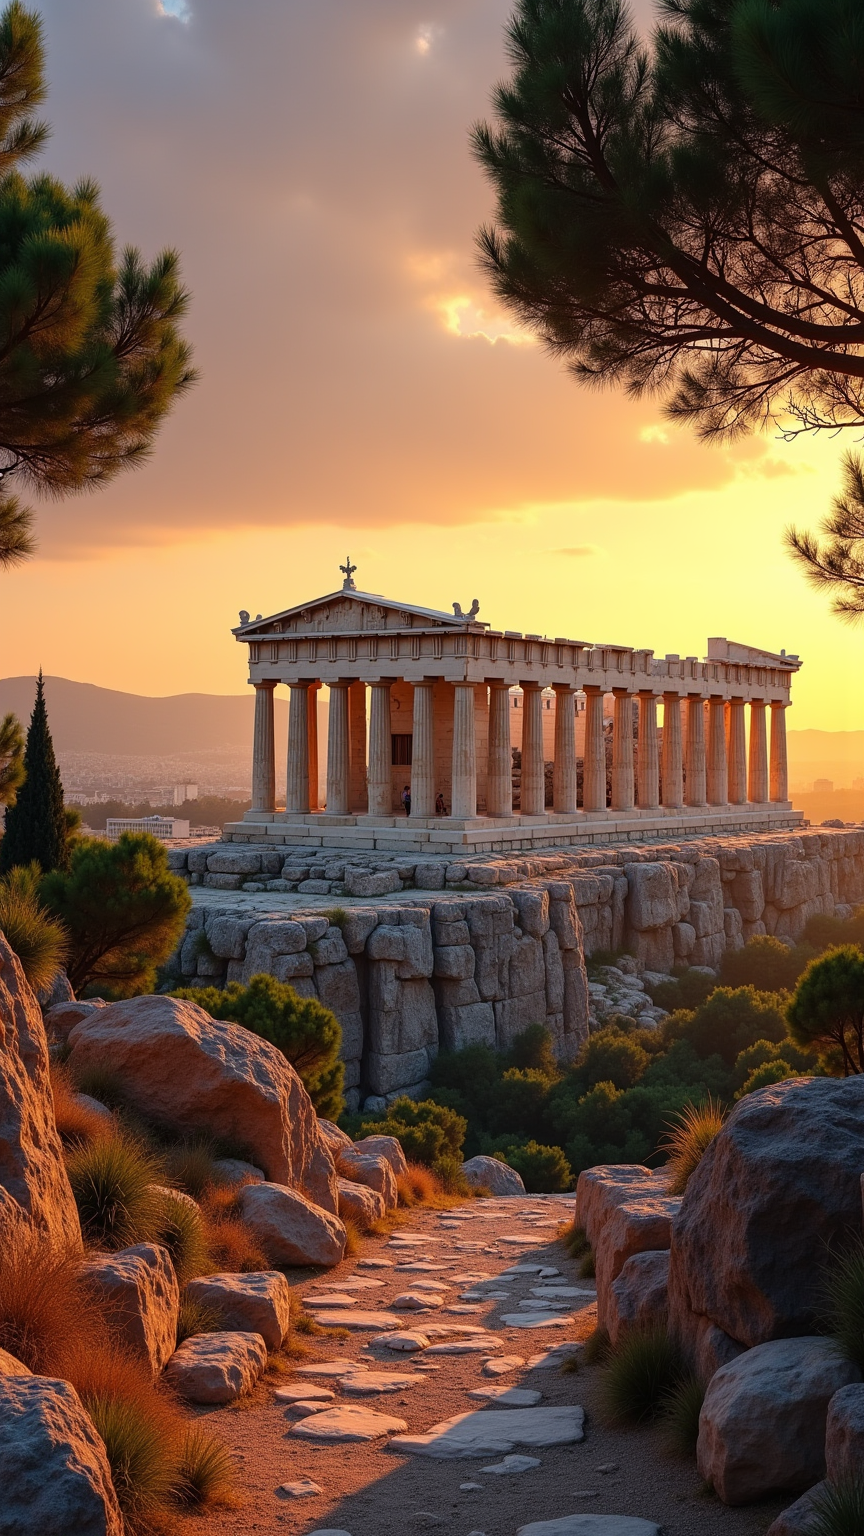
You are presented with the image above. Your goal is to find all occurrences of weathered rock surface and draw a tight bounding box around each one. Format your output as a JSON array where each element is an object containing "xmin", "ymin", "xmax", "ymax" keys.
[
  {"xmin": 607, "ymin": 1251, "xmax": 670, "ymax": 1347},
  {"xmin": 825, "ymin": 1381, "xmax": 864, "ymax": 1484},
  {"xmin": 289, "ymin": 1405, "xmax": 408, "ymax": 1441},
  {"xmin": 83, "ymin": 1243, "xmax": 180, "ymax": 1375},
  {"xmin": 596, "ymin": 1196, "xmax": 679, "ymax": 1330},
  {"xmin": 66, "ymin": 994, "xmax": 338, "ymax": 1213},
  {"xmin": 184, "ymin": 1270, "xmax": 291, "ymax": 1350},
  {"xmin": 164, "ymin": 1330, "xmax": 268, "ymax": 1403},
  {"xmin": 212, "ymin": 1156, "xmax": 265, "ymax": 1185},
  {"xmin": 0, "ymin": 1349, "xmax": 30, "ymax": 1376},
  {"xmin": 390, "ymin": 1404, "xmax": 585, "ymax": 1457},
  {"xmin": 517, "ymin": 1521, "xmax": 662, "ymax": 1536},
  {"xmin": 0, "ymin": 934, "xmax": 81, "ymax": 1247},
  {"xmin": 0, "ymin": 1375, "xmax": 123, "ymax": 1535},
  {"xmin": 461, "ymin": 1156, "xmax": 526, "ymax": 1196},
  {"xmin": 42, "ymin": 999, "xmax": 107, "ymax": 1044},
  {"xmin": 697, "ymin": 1337, "xmax": 860, "ymax": 1504},
  {"xmin": 337, "ymin": 1177, "xmax": 386, "ymax": 1228},
  {"xmin": 574, "ymin": 1165, "xmax": 665, "ymax": 1248},
  {"xmin": 670, "ymin": 1077, "xmax": 864, "ymax": 1348},
  {"xmin": 766, "ymin": 1486, "xmax": 827, "ymax": 1536},
  {"xmin": 238, "ymin": 1181, "xmax": 347, "ymax": 1267},
  {"xmin": 336, "ymin": 1146, "xmax": 397, "ymax": 1209},
  {"xmin": 351, "ymin": 1133, "xmax": 408, "ymax": 1179}
]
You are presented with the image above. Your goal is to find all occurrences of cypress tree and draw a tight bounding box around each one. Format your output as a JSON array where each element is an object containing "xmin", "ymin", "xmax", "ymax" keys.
[{"xmin": 0, "ymin": 672, "xmax": 68, "ymax": 873}]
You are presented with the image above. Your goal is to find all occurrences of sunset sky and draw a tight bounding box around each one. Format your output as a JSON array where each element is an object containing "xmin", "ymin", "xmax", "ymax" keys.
[{"xmin": 0, "ymin": 0, "xmax": 861, "ymax": 731}]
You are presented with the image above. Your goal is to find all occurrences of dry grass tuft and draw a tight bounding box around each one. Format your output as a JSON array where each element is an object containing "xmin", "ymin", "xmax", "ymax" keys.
[
  {"xmin": 661, "ymin": 1096, "xmax": 727, "ymax": 1196},
  {"xmin": 341, "ymin": 1215, "xmax": 362, "ymax": 1257},
  {"xmin": 176, "ymin": 1294, "xmax": 221, "ymax": 1346},
  {"xmin": 0, "ymin": 1225, "xmax": 100, "ymax": 1375},
  {"xmin": 154, "ymin": 1191, "xmax": 209, "ymax": 1284},
  {"xmin": 197, "ymin": 1182, "xmax": 268, "ymax": 1273},
  {"xmin": 395, "ymin": 1161, "xmax": 465, "ymax": 1210},
  {"xmin": 50, "ymin": 1062, "xmax": 115, "ymax": 1146},
  {"xmin": 163, "ymin": 1139, "xmax": 220, "ymax": 1200},
  {"xmin": 173, "ymin": 1425, "xmax": 236, "ymax": 1508},
  {"xmin": 66, "ymin": 1132, "xmax": 163, "ymax": 1251}
]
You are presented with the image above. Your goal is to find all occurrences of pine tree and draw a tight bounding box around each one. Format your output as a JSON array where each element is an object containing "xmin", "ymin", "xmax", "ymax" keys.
[{"xmin": 0, "ymin": 672, "xmax": 68, "ymax": 873}]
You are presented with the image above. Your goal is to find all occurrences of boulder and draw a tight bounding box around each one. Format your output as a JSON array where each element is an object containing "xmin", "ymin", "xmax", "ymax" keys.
[
  {"xmin": 766, "ymin": 1486, "xmax": 828, "ymax": 1536},
  {"xmin": 42, "ymin": 999, "xmax": 107, "ymax": 1044},
  {"xmin": 82, "ymin": 1243, "xmax": 180, "ymax": 1376},
  {"xmin": 517, "ymin": 1521, "xmax": 661, "ymax": 1536},
  {"xmin": 0, "ymin": 1349, "xmax": 30, "ymax": 1376},
  {"xmin": 212, "ymin": 1156, "xmax": 265, "ymax": 1185},
  {"xmin": 0, "ymin": 934, "xmax": 81, "ymax": 1247},
  {"xmin": 318, "ymin": 1118, "xmax": 353, "ymax": 1155},
  {"xmin": 461, "ymin": 1156, "xmax": 526, "ymax": 1196},
  {"xmin": 0, "ymin": 1375, "xmax": 123, "ymax": 1535},
  {"xmin": 697, "ymin": 1337, "xmax": 860, "ymax": 1505},
  {"xmin": 66, "ymin": 994, "xmax": 338, "ymax": 1214},
  {"xmin": 595, "ymin": 1195, "xmax": 680, "ymax": 1331},
  {"xmin": 352, "ymin": 1133, "xmax": 409, "ymax": 1179},
  {"xmin": 36, "ymin": 969, "xmax": 75, "ymax": 1010},
  {"xmin": 184, "ymin": 1271, "xmax": 291, "ymax": 1351},
  {"xmin": 574, "ymin": 1165, "xmax": 663, "ymax": 1248},
  {"xmin": 238, "ymin": 1181, "xmax": 347, "ymax": 1267},
  {"xmin": 164, "ymin": 1330, "xmax": 268, "ymax": 1403},
  {"xmin": 607, "ymin": 1251, "xmax": 670, "ymax": 1347},
  {"xmin": 670, "ymin": 1077, "xmax": 864, "ymax": 1348},
  {"xmin": 337, "ymin": 1177, "xmax": 386, "ymax": 1228},
  {"xmin": 337, "ymin": 1147, "xmax": 398, "ymax": 1210},
  {"xmin": 825, "ymin": 1381, "xmax": 864, "ymax": 1483}
]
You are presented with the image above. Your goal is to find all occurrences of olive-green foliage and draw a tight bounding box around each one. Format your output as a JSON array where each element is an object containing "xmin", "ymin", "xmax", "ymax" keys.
[
  {"xmin": 599, "ymin": 1327, "xmax": 684, "ymax": 1425},
  {"xmin": 660, "ymin": 1372, "xmax": 706, "ymax": 1457},
  {"xmin": 644, "ymin": 967, "xmax": 716, "ymax": 1013},
  {"xmin": 810, "ymin": 1478, "xmax": 864, "ymax": 1536},
  {"xmin": 0, "ymin": 711, "xmax": 24, "ymax": 806},
  {"xmin": 823, "ymin": 1238, "xmax": 864, "ymax": 1372},
  {"xmin": 359, "ymin": 1096, "xmax": 467, "ymax": 1180},
  {"xmin": 505, "ymin": 1021, "xmax": 559, "ymax": 1075},
  {"xmin": 804, "ymin": 908, "xmax": 864, "ymax": 953},
  {"xmin": 176, "ymin": 973, "xmax": 345, "ymax": 1119},
  {"xmin": 732, "ymin": 1038, "xmax": 812, "ymax": 1097},
  {"xmin": 154, "ymin": 1191, "xmax": 208, "ymax": 1283},
  {"xmin": 496, "ymin": 1140, "xmax": 572, "ymax": 1193},
  {"xmin": 719, "ymin": 935, "xmax": 814, "ymax": 994},
  {"xmin": 173, "ymin": 1425, "xmax": 235, "ymax": 1508},
  {"xmin": 788, "ymin": 947, "xmax": 864, "ymax": 1075},
  {"xmin": 662, "ymin": 987, "xmax": 789, "ymax": 1066},
  {"xmin": 86, "ymin": 1394, "xmax": 176, "ymax": 1524},
  {"xmin": 0, "ymin": 862, "xmax": 68, "ymax": 992},
  {"xmin": 41, "ymin": 832, "xmax": 191, "ymax": 997},
  {"xmin": 0, "ymin": 674, "xmax": 68, "ymax": 875}
]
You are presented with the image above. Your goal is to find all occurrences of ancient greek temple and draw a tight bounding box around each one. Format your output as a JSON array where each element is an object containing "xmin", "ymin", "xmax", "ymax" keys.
[{"xmin": 225, "ymin": 563, "xmax": 802, "ymax": 853}]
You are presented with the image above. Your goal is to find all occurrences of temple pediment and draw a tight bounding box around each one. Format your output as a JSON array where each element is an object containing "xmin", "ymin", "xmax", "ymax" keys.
[{"xmin": 235, "ymin": 588, "xmax": 487, "ymax": 639}]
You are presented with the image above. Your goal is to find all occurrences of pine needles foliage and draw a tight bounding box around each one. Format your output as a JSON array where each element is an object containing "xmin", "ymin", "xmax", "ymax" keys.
[
  {"xmin": 0, "ymin": 673, "xmax": 68, "ymax": 874},
  {"xmin": 0, "ymin": 861, "xmax": 67, "ymax": 992}
]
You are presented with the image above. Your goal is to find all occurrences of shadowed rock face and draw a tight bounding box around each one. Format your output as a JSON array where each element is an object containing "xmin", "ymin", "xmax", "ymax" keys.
[
  {"xmin": 0, "ymin": 933, "xmax": 81, "ymax": 1248},
  {"xmin": 0, "ymin": 1375, "xmax": 124, "ymax": 1536},
  {"xmin": 66, "ymin": 993, "xmax": 338, "ymax": 1214},
  {"xmin": 669, "ymin": 1076, "xmax": 864, "ymax": 1349}
]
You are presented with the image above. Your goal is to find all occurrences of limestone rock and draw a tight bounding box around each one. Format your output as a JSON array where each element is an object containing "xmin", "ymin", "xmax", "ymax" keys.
[
  {"xmin": 238, "ymin": 1181, "xmax": 347, "ymax": 1267},
  {"xmin": 696, "ymin": 1337, "xmax": 860, "ymax": 1504},
  {"xmin": 184, "ymin": 1271, "xmax": 291, "ymax": 1350},
  {"xmin": 766, "ymin": 1486, "xmax": 828, "ymax": 1536},
  {"xmin": 574, "ymin": 1165, "xmax": 662, "ymax": 1248},
  {"xmin": 595, "ymin": 1196, "xmax": 679, "ymax": 1331},
  {"xmin": 318, "ymin": 1118, "xmax": 353, "ymax": 1154},
  {"xmin": 36, "ymin": 969, "xmax": 75, "ymax": 1010},
  {"xmin": 337, "ymin": 1177, "xmax": 386, "ymax": 1228},
  {"xmin": 517, "ymin": 1521, "xmax": 661, "ymax": 1536},
  {"xmin": 337, "ymin": 1147, "xmax": 398, "ymax": 1209},
  {"xmin": 0, "ymin": 934, "xmax": 81, "ymax": 1247},
  {"xmin": 212, "ymin": 1156, "xmax": 265, "ymax": 1185},
  {"xmin": 825, "ymin": 1382, "xmax": 864, "ymax": 1483},
  {"xmin": 390, "ymin": 1405, "xmax": 585, "ymax": 1457},
  {"xmin": 66, "ymin": 993, "xmax": 338, "ymax": 1214},
  {"xmin": 82, "ymin": 1243, "xmax": 179, "ymax": 1375},
  {"xmin": 0, "ymin": 1375, "xmax": 123, "ymax": 1535},
  {"xmin": 290, "ymin": 1404, "xmax": 408, "ymax": 1441},
  {"xmin": 42, "ymin": 999, "xmax": 107, "ymax": 1044},
  {"xmin": 351, "ymin": 1133, "xmax": 408, "ymax": 1179},
  {"xmin": 344, "ymin": 867, "xmax": 400, "ymax": 897},
  {"xmin": 461, "ymin": 1156, "xmax": 526, "ymax": 1196},
  {"xmin": 607, "ymin": 1251, "xmax": 670, "ymax": 1347},
  {"xmin": 0, "ymin": 1349, "xmax": 30, "ymax": 1376},
  {"xmin": 670, "ymin": 1077, "xmax": 864, "ymax": 1348},
  {"xmin": 164, "ymin": 1330, "xmax": 268, "ymax": 1403}
]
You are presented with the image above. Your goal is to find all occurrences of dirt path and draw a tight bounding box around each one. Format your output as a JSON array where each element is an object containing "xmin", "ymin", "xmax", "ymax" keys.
[{"xmin": 193, "ymin": 1196, "xmax": 788, "ymax": 1536}]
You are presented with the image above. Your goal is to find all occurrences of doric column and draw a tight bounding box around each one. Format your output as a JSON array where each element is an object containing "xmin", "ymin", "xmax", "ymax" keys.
[
  {"xmin": 451, "ymin": 683, "xmax": 477, "ymax": 818},
  {"xmin": 552, "ymin": 684, "xmax": 578, "ymax": 815},
  {"xmin": 611, "ymin": 690, "xmax": 635, "ymax": 811},
  {"xmin": 486, "ymin": 683, "xmax": 512, "ymax": 817},
  {"xmin": 307, "ymin": 682, "xmax": 320, "ymax": 812},
  {"xmin": 637, "ymin": 692, "xmax": 659, "ymax": 810},
  {"xmin": 410, "ymin": 681, "xmax": 436, "ymax": 818},
  {"xmin": 748, "ymin": 699, "xmax": 769, "ymax": 802},
  {"xmin": 251, "ymin": 681, "xmax": 276, "ymax": 812},
  {"xmin": 520, "ymin": 683, "xmax": 546, "ymax": 816},
  {"xmin": 770, "ymin": 701, "xmax": 789, "ymax": 803},
  {"xmin": 685, "ymin": 695, "xmax": 707, "ymax": 806},
  {"xmin": 286, "ymin": 682, "xmax": 311, "ymax": 813},
  {"xmin": 726, "ymin": 698, "xmax": 747, "ymax": 805},
  {"xmin": 707, "ymin": 697, "xmax": 728, "ymax": 806},
  {"xmin": 661, "ymin": 693, "xmax": 683, "ymax": 809},
  {"xmin": 582, "ymin": 686, "xmax": 606, "ymax": 811},
  {"xmin": 367, "ymin": 681, "xmax": 392, "ymax": 815},
  {"xmin": 325, "ymin": 681, "xmax": 350, "ymax": 816}
]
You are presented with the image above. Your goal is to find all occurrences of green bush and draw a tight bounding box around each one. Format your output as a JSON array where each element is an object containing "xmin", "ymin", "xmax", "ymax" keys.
[
  {"xmin": 570, "ymin": 1027, "xmax": 651, "ymax": 1092},
  {"xmin": 663, "ymin": 986, "xmax": 789, "ymax": 1065},
  {"xmin": 66, "ymin": 1134, "xmax": 161, "ymax": 1250},
  {"xmin": 644, "ymin": 967, "xmax": 716, "ymax": 1013},
  {"xmin": 176, "ymin": 973, "xmax": 344, "ymax": 1118},
  {"xmin": 360, "ymin": 1097, "xmax": 467, "ymax": 1179},
  {"xmin": 787, "ymin": 947, "xmax": 864, "ymax": 1075},
  {"xmin": 599, "ymin": 1326, "xmax": 683, "ymax": 1425},
  {"xmin": 0, "ymin": 863, "xmax": 68, "ymax": 993},
  {"xmin": 719, "ymin": 935, "xmax": 814, "ymax": 993},
  {"xmin": 823, "ymin": 1238, "xmax": 864, "ymax": 1372},
  {"xmin": 503, "ymin": 1023, "xmax": 559, "ymax": 1075},
  {"xmin": 803, "ymin": 907, "xmax": 864, "ymax": 952},
  {"xmin": 736, "ymin": 1059, "xmax": 805, "ymax": 1097},
  {"xmin": 496, "ymin": 1140, "xmax": 573, "ymax": 1193},
  {"xmin": 660, "ymin": 1371, "xmax": 705, "ymax": 1457},
  {"xmin": 485, "ymin": 1068, "xmax": 556, "ymax": 1140}
]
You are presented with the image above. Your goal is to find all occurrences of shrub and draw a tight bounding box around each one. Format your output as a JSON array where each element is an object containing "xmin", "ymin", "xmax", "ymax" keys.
[
  {"xmin": 176, "ymin": 1294, "xmax": 221, "ymax": 1344},
  {"xmin": 41, "ymin": 832, "xmax": 191, "ymax": 997},
  {"xmin": 644, "ymin": 967, "xmax": 716, "ymax": 1013},
  {"xmin": 661, "ymin": 1097, "xmax": 727, "ymax": 1196},
  {"xmin": 162, "ymin": 1138, "xmax": 220, "ymax": 1199},
  {"xmin": 66, "ymin": 1133, "xmax": 162, "ymax": 1250},
  {"xmin": 736, "ymin": 1059, "xmax": 805, "ymax": 1097},
  {"xmin": 582, "ymin": 1326, "xmax": 611, "ymax": 1366},
  {"xmin": 0, "ymin": 864, "xmax": 68, "ymax": 992},
  {"xmin": 599, "ymin": 1326, "xmax": 683, "ymax": 1425},
  {"xmin": 175, "ymin": 972, "xmax": 344, "ymax": 1119},
  {"xmin": 361, "ymin": 1097, "xmax": 467, "ymax": 1178},
  {"xmin": 198, "ymin": 1183, "xmax": 269, "ymax": 1273},
  {"xmin": 823, "ymin": 1238, "xmax": 864, "ymax": 1372},
  {"xmin": 804, "ymin": 907, "xmax": 864, "ymax": 952},
  {"xmin": 787, "ymin": 947, "xmax": 864, "ymax": 1074},
  {"xmin": 660, "ymin": 1371, "xmax": 706, "ymax": 1457},
  {"xmin": 571, "ymin": 1027, "xmax": 651, "ymax": 1092},
  {"xmin": 719, "ymin": 935, "xmax": 813, "ymax": 993},
  {"xmin": 561, "ymin": 1221, "xmax": 590, "ymax": 1261},
  {"xmin": 496, "ymin": 1141, "xmax": 573, "ymax": 1193},
  {"xmin": 173, "ymin": 1425, "xmax": 235, "ymax": 1508},
  {"xmin": 86, "ymin": 1393, "xmax": 177, "ymax": 1528},
  {"xmin": 0, "ymin": 1225, "xmax": 97, "ymax": 1374},
  {"xmin": 504, "ymin": 1023, "xmax": 559, "ymax": 1076},
  {"xmin": 485, "ymin": 1069, "xmax": 556, "ymax": 1140},
  {"xmin": 810, "ymin": 1479, "xmax": 864, "ymax": 1536},
  {"xmin": 664, "ymin": 986, "xmax": 788, "ymax": 1065},
  {"xmin": 154, "ymin": 1191, "xmax": 209, "ymax": 1283}
]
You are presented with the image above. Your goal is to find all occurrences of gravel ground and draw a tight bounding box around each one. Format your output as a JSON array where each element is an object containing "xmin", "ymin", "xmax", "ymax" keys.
[{"xmin": 191, "ymin": 1197, "xmax": 790, "ymax": 1536}]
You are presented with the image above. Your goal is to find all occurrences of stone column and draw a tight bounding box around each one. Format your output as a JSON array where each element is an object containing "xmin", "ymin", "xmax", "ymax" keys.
[
  {"xmin": 521, "ymin": 683, "xmax": 546, "ymax": 816},
  {"xmin": 410, "ymin": 681, "xmax": 436, "ymax": 818},
  {"xmin": 367, "ymin": 681, "xmax": 392, "ymax": 816},
  {"xmin": 770, "ymin": 701, "xmax": 789, "ymax": 803},
  {"xmin": 486, "ymin": 683, "xmax": 512, "ymax": 818},
  {"xmin": 707, "ymin": 697, "xmax": 728, "ymax": 806},
  {"xmin": 582, "ymin": 686, "xmax": 606, "ymax": 811},
  {"xmin": 685, "ymin": 695, "xmax": 707, "ymax": 806},
  {"xmin": 325, "ymin": 681, "xmax": 350, "ymax": 816},
  {"xmin": 611, "ymin": 690, "xmax": 635, "ymax": 812},
  {"xmin": 251, "ymin": 681, "xmax": 276, "ymax": 812},
  {"xmin": 307, "ymin": 682, "xmax": 320, "ymax": 812},
  {"xmin": 451, "ymin": 683, "xmax": 477, "ymax": 818},
  {"xmin": 637, "ymin": 693, "xmax": 660, "ymax": 810},
  {"xmin": 726, "ymin": 698, "xmax": 747, "ymax": 805},
  {"xmin": 552, "ymin": 684, "xmax": 578, "ymax": 815},
  {"xmin": 661, "ymin": 693, "xmax": 683, "ymax": 809},
  {"xmin": 286, "ymin": 682, "xmax": 311, "ymax": 813},
  {"xmin": 748, "ymin": 698, "xmax": 769, "ymax": 802}
]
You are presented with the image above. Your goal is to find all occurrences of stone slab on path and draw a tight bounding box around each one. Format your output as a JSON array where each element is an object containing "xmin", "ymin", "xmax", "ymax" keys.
[
  {"xmin": 501, "ymin": 1314, "xmax": 575, "ymax": 1329},
  {"xmin": 307, "ymin": 1309, "xmax": 406, "ymax": 1330},
  {"xmin": 517, "ymin": 1520, "xmax": 662, "ymax": 1535},
  {"xmin": 389, "ymin": 1405, "xmax": 585, "ymax": 1458},
  {"xmin": 340, "ymin": 1372, "xmax": 427, "ymax": 1394},
  {"xmin": 469, "ymin": 1386, "xmax": 543, "ymax": 1406},
  {"xmin": 482, "ymin": 1355, "xmax": 526, "ymax": 1376},
  {"xmin": 289, "ymin": 1406, "xmax": 408, "ymax": 1442}
]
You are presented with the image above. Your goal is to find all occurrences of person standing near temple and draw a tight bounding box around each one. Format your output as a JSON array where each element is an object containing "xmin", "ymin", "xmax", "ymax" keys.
[
  {"xmin": 401, "ymin": 784, "xmax": 411, "ymax": 816},
  {"xmin": 435, "ymin": 791, "xmax": 446, "ymax": 815}
]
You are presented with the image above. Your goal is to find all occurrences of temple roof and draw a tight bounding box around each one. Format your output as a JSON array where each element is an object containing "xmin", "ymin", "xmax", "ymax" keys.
[{"xmin": 233, "ymin": 587, "xmax": 488, "ymax": 638}]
